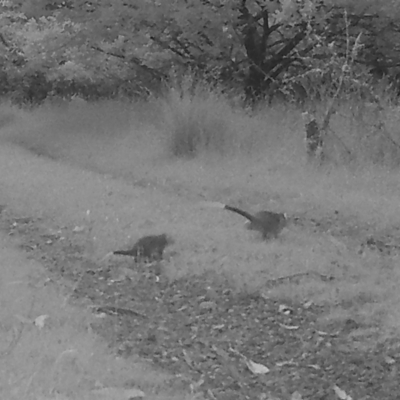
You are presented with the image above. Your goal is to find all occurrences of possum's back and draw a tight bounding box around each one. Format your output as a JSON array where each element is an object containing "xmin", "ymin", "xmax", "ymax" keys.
[{"xmin": 247, "ymin": 211, "xmax": 287, "ymax": 238}]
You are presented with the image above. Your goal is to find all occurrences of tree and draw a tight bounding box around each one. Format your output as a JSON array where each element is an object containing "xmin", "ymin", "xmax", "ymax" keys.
[{"xmin": 1, "ymin": 0, "xmax": 400, "ymax": 102}]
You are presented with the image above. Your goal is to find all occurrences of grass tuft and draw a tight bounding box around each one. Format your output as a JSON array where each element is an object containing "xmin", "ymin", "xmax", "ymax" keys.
[{"xmin": 161, "ymin": 85, "xmax": 242, "ymax": 157}]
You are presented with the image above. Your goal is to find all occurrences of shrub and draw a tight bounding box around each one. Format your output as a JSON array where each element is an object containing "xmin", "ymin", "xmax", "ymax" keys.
[{"xmin": 162, "ymin": 83, "xmax": 240, "ymax": 157}]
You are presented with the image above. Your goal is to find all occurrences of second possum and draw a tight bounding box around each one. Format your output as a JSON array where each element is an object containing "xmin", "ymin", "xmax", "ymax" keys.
[{"xmin": 113, "ymin": 234, "xmax": 174, "ymax": 261}]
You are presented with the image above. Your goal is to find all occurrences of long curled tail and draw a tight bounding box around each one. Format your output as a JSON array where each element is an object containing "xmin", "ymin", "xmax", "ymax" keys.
[{"xmin": 200, "ymin": 201, "xmax": 256, "ymax": 223}]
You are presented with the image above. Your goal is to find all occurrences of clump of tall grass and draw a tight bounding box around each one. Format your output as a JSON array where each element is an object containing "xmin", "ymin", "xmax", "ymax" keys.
[
  {"xmin": 267, "ymin": 77, "xmax": 400, "ymax": 169},
  {"xmin": 161, "ymin": 82, "xmax": 237, "ymax": 157},
  {"xmin": 320, "ymin": 91, "xmax": 400, "ymax": 168},
  {"xmin": 160, "ymin": 77, "xmax": 272, "ymax": 158}
]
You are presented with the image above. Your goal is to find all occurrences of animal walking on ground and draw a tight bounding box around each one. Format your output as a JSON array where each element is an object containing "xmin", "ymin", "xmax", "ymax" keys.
[
  {"xmin": 205, "ymin": 202, "xmax": 287, "ymax": 240},
  {"xmin": 113, "ymin": 234, "xmax": 174, "ymax": 261}
]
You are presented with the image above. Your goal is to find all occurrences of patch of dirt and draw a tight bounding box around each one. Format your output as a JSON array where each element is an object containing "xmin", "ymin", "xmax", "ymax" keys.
[
  {"xmin": 1, "ymin": 206, "xmax": 399, "ymax": 400},
  {"xmin": 292, "ymin": 210, "xmax": 400, "ymax": 257}
]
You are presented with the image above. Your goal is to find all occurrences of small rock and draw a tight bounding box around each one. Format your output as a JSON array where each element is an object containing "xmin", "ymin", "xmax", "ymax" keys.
[{"xmin": 199, "ymin": 301, "xmax": 217, "ymax": 311}]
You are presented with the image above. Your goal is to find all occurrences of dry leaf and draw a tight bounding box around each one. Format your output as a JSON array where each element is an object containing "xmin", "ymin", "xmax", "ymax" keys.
[
  {"xmin": 246, "ymin": 359, "xmax": 270, "ymax": 374},
  {"xmin": 279, "ymin": 323, "xmax": 299, "ymax": 330},
  {"xmin": 199, "ymin": 301, "xmax": 216, "ymax": 311},
  {"xmin": 384, "ymin": 355, "xmax": 395, "ymax": 365},
  {"xmin": 333, "ymin": 385, "xmax": 352, "ymax": 400},
  {"xmin": 276, "ymin": 359, "xmax": 296, "ymax": 367},
  {"xmin": 182, "ymin": 349, "xmax": 193, "ymax": 367},
  {"xmin": 303, "ymin": 300, "xmax": 313, "ymax": 308},
  {"xmin": 190, "ymin": 378, "xmax": 205, "ymax": 393},
  {"xmin": 34, "ymin": 314, "xmax": 49, "ymax": 329},
  {"xmin": 291, "ymin": 391, "xmax": 303, "ymax": 400},
  {"xmin": 278, "ymin": 304, "xmax": 292, "ymax": 314}
]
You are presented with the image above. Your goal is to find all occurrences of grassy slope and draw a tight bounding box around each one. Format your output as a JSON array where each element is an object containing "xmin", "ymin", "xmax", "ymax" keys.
[{"xmin": 1, "ymin": 96, "xmax": 400, "ymax": 396}]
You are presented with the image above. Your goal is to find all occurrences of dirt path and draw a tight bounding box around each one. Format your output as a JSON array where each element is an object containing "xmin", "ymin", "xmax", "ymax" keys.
[
  {"xmin": 0, "ymin": 143, "xmax": 193, "ymax": 399},
  {"xmin": 0, "ymin": 229, "xmax": 55, "ymax": 329}
]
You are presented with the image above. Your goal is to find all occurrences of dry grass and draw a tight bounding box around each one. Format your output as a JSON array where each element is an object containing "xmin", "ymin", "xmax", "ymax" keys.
[{"xmin": 1, "ymin": 86, "xmax": 400, "ymax": 395}]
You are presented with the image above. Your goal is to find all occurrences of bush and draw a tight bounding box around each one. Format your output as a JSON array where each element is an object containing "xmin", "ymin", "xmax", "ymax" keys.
[{"xmin": 161, "ymin": 80, "xmax": 246, "ymax": 158}]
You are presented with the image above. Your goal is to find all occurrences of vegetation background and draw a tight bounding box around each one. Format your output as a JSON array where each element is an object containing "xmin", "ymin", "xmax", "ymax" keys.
[{"xmin": 1, "ymin": 0, "xmax": 400, "ymax": 399}]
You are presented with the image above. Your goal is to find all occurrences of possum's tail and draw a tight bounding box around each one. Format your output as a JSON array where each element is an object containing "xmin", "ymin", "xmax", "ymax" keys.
[
  {"xmin": 113, "ymin": 250, "xmax": 134, "ymax": 256},
  {"xmin": 201, "ymin": 201, "xmax": 256, "ymax": 223}
]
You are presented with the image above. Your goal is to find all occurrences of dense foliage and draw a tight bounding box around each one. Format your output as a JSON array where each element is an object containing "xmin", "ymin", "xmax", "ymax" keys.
[{"xmin": 0, "ymin": 0, "xmax": 399, "ymax": 103}]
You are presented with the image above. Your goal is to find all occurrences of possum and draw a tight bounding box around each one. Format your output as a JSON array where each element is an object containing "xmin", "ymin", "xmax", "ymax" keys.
[
  {"xmin": 206, "ymin": 202, "xmax": 287, "ymax": 239},
  {"xmin": 113, "ymin": 234, "xmax": 174, "ymax": 261}
]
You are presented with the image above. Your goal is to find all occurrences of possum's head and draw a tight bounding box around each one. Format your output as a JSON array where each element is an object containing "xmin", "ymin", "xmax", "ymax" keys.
[
  {"xmin": 155, "ymin": 233, "xmax": 175, "ymax": 247},
  {"xmin": 164, "ymin": 234, "xmax": 175, "ymax": 245}
]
